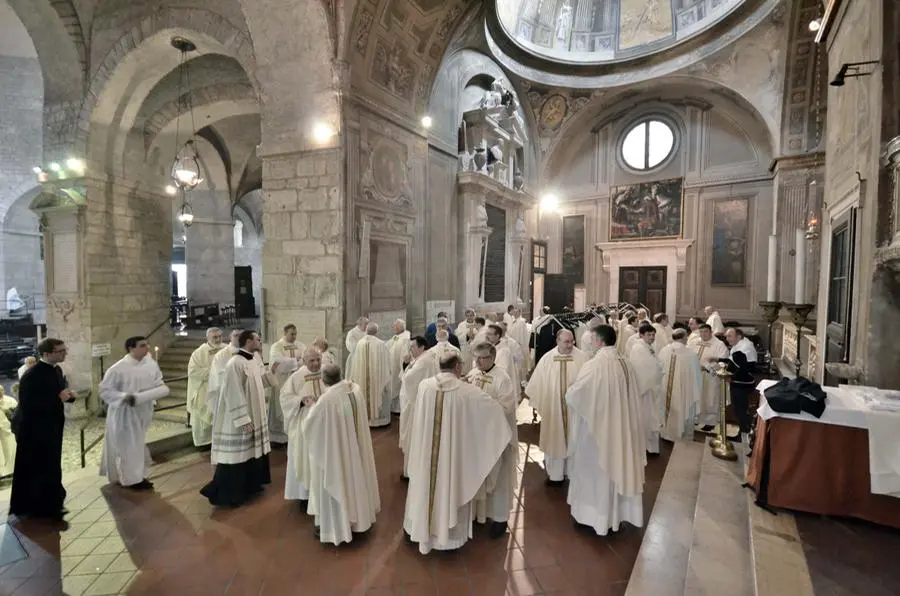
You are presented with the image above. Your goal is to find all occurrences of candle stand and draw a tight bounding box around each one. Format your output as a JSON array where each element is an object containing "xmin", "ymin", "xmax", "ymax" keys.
[
  {"xmin": 710, "ymin": 366, "xmax": 737, "ymax": 461},
  {"xmin": 758, "ymin": 301, "xmax": 783, "ymax": 376},
  {"xmin": 784, "ymin": 303, "xmax": 815, "ymax": 378}
]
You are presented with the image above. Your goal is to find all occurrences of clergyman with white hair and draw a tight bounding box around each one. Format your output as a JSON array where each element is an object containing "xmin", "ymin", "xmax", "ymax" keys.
[
  {"xmin": 186, "ymin": 327, "xmax": 224, "ymax": 447},
  {"xmin": 347, "ymin": 322, "xmax": 393, "ymax": 427},
  {"xmin": 387, "ymin": 319, "xmax": 411, "ymax": 415}
]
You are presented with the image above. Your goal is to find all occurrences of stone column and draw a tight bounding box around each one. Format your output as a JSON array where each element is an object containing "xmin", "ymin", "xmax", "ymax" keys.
[
  {"xmin": 260, "ymin": 148, "xmax": 344, "ymax": 356},
  {"xmin": 184, "ymin": 189, "xmax": 235, "ymax": 305},
  {"xmin": 464, "ymin": 200, "xmax": 492, "ymax": 308},
  {"xmin": 507, "ymin": 213, "xmax": 529, "ymax": 304}
]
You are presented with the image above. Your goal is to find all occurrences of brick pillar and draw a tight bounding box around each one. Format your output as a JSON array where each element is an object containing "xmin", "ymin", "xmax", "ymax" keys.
[{"xmin": 260, "ymin": 149, "xmax": 344, "ymax": 359}]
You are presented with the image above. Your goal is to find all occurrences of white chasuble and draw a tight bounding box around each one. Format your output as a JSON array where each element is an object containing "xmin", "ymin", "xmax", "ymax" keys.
[
  {"xmin": 347, "ymin": 336, "xmax": 392, "ymax": 427},
  {"xmin": 456, "ymin": 322, "xmax": 477, "ymax": 374},
  {"xmin": 387, "ymin": 331, "xmax": 411, "ymax": 413},
  {"xmin": 268, "ymin": 339, "xmax": 305, "ymax": 443},
  {"xmin": 303, "ymin": 381, "xmax": 380, "ymax": 545},
  {"xmin": 280, "ymin": 366, "xmax": 324, "ymax": 500},
  {"xmin": 652, "ymin": 323, "xmax": 672, "ymax": 355},
  {"xmin": 208, "ymin": 345, "xmax": 238, "ymax": 419},
  {"xmin": 345, "ymin": 327, "xmax": 366, "ymax": 355},
  {"xmin": 399, "ymin": 355, "xmax": 438, "ymax": 476},
  {"xmin": 508, "ymin": 318, "xmax": 531, "ymax": 376},
  {"xmin": 565, "ymin": 347, "xmax": 645, "ymax": 536},
  {"xmin": 687, "ymin": 331, "xmax": 701, "ymax": 346},
  {"xmin": 617, "ymin": 325, "xmax": 636, "ymax": 357},
  {"xmin": 467, "ymin": 366, "xmax": 518, "ymax": 524},
  {"xmin": 706, "ymin": 312, "xmax": 725, "ymax": 335},
  {"xmin": 494, "ymin": 342, "xmax": 521, "ymax": 395},
  {"xmin": 187, "ymin": 342, "xmax": 223, "ymax": 447},
  {"xmin": 428, "ymin": 341, "xmax": 460, "ymax": 369},
  {"xmin": 211, "ymin": 352, "xmax": 275, "ymax": 465},
  {"xmin": 658, "ymin": 343, "xmax": 702, "ymax": 442},
  {"xmin": 689, "ymin": 338, "xmax": 729, "ymax": 426},
  {"xmin": 404, "ymin": 374, "xmax": 511, "ymax": 554},
  {"xmin": 629, "ymin": 340, "xmax": 664, "ymax": 454},
  {"xmin": 100, "ymin": 356, "xmax": 169, "ymax": 486},
  {"xmin": 524, "ymin": 347, "xmax": 589, "ymax": 480}
]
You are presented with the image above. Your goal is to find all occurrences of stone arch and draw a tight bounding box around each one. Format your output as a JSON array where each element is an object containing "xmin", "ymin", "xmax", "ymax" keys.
[
  {"xmin": 79, "ymin": 7, "xmax": 258, "ymax": 173},
  {"xmin": 1, "ymin": 185, "xmax": 46, "ymax": 323}
]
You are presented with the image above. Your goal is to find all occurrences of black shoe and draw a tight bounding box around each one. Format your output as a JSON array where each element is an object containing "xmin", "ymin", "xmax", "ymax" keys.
[
  {"xmin": 313, "ymin": 526, "xmax": 320, "ymax": 539},
  {"xmin": 489, "ymin": 521, "xmax": 508, "ymax": 539},
  {"xmin": 545, "ymin": 478, "xmax": 565, "ymax": 487},
  {"xmin": 401, "ymin": 475, "xmax": 409, "ymax": 483},
  {"xmin": 124, "ymin": 479, "xmax": 154, "ymax": 491}
]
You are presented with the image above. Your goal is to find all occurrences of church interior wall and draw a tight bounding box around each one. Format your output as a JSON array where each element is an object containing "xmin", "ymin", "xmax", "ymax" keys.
[
  {"xmin": 545, "ymin": 91, "xmax": 773, "ymax": 324},
  {"xmin": 233, "ymin": 193, "xmax": 262, "ymax": 317}
]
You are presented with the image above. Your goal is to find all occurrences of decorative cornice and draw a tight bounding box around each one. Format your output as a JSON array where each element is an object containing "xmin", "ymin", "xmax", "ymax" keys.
[
  {"xmin": 457, "ymin": 172, "xmax": 537, "ymax": 211},
  {"xmin": 769, "ymin": 152, "xmax": 826, "ymax": 173},
  {"xmin": 594, "ymin": 239, "xmax": 694, "ymax": 273}
]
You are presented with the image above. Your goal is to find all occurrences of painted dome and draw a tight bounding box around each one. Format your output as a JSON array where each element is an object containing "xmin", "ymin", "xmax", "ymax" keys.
[{"xmin": 496, "ymin": 0, "xmax": 747, "ymax": 65}]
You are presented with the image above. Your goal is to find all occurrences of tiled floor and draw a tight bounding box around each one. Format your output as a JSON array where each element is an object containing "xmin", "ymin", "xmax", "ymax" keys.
[
  {"xmin": 795, "ymin": 513, "xmax": 900, "ymax": 596},
  {"xmin": 0, "ymin": 406, "xmax": 672, "ymax": 596}
]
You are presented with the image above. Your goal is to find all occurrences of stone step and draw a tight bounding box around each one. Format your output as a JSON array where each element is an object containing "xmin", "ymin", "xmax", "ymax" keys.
[{"xmin": 625, "ymin": 441, "xmax": 704, "ymax": 596}]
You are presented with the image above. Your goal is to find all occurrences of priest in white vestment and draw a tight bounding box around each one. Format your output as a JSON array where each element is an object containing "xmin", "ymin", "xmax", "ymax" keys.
[
  {"xmin": 507, "ymin": 308, "xmax": 531, "ymax": 378},
  {"xmin": 524, "ymin": 330, "xmax": 589, "ymax": 484},
  {"xmin": 303, "ymin": 365, "xmax": 380, "ymax": 545},
  {"xmin": 344, "ymin": 317, "xmax": 369, "ymax": 366},
  {"xmin": 651, "ymin": 313, "xmax": 673, "ymax": 354},
  {"xmin": 268, "ymin": 324, "xmax": 306, "ymax": 444},
  {"xmin": 456, "ymin": 309, "xmax": 478, "ymax": 374},
  {"xmin": 387, "ymin": 320, "xmax": 411, "ymax": 414},
  {"xmin": 485, "ymin": 324, "xmax": 521, "ymax": 395},
  {"xmin": 629, "ymin": 324, "xmax": 663, "ymax": 454},
  {"xmin": 704, "ymin": 306, "xmax": 725, "ymax": 335},
  {"xmin": 467, "ymin": 343, "xmax": 518, "ymax": 538},
  {"xmin": 689, "ymin": 324, "xmax": 730, "ymax": 429},
  {"xmin": 0, "ymin": 387, "xmax": 18, "ymax": 477},
  {"xmin": 503, "ymin": 305, "xmax": 516, "ymax": 327},
  {"xmin": 617, "ymin": 315, "xmax": 638, "ymax": 357},
  {"xmin": 399, "ymin": 336, "xmax": 438, "ymax": 478},
  {"xmin": 686, "ymin": 317, "xmax": 702, "ymax": 346},
  {"xmin": 346, "ymin": 323, "xmax": 393, "ymax": 427},
  {"xmin": 403, "ymin": 353, "xmax": 511, "ymax": 554},
  {"xmin": 313, "ymin": 337, "xmax": 338, "ymax": 368},
  {"xmin": 657, "ymin": 329, "xmax": 703, "ymax": 442},
  {"xmin": 186, "ymin": 327, "xmax": 224, "ymax": 447},
  {"xmin": 100, "ymin": 337, "xmax": 169, "ymax": 490},
  {"xmin": 208, "ymin": 329, "xmax": 242, "ymax": 418},
  {"xmin": 280, "ymin": 348, "xmax": 324, "ymax": 502},
  {"xmin": 201, "ymin": 331, "xmax": 278, "ymax": 507},
  {"xmin": 471, "ymin": 316, "xmax": 488, "ymax": 348},
  {"xmin": 566, "ymin": 325, "xmax": 645, "ymax": 536},
  {"xmin": 428, "ymin": 329, "xmax": 461, "ymax": 367}
]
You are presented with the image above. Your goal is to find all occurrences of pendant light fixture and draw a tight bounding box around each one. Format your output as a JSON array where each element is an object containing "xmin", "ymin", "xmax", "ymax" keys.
[{"xmin": 169, "ymin": 36, "xmax": 202, "ymax": 231}]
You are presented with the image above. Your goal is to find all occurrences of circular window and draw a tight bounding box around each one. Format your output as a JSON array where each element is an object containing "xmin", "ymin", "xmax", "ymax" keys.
[{"xmin": 620, "ymin": 119, "xmax": 676, "ymax": 171}]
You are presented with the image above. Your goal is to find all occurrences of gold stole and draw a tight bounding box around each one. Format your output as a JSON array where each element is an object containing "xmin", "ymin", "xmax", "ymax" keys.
[
  {"xmin": 347, "ymin": 391, "xmax": 360, "ymax": 439},
  {"xmin": 553, "ymin": 355, "xmax": 573, "ymax": 444},
  {"xmin": 617, "ymin": 357, "xmax": 631, "ymax": 395},
  {"xmin": 664, "ymin": 351, "xmax": 677, "ymax": 424},
  {"xmin": 305, "ymin": 374, "xmax": 323, "ymax": 400},
  {"xmin": 473, "ymin": 374, "xmax": 492, "ymax": 392},
  {"xmin": 284, "ymin": 344, "xmax": 297, "ymax": 359},
  {"xmin": 697, "ymin": 344, "xmax": 708, "ymax": 396},
  {"xmin": 208, "ymin": 345, "xmax": 223, "ymax": 357},
  {"xmin": 428, "ymin": 390, "xmax": 445, "ymax": 533}
]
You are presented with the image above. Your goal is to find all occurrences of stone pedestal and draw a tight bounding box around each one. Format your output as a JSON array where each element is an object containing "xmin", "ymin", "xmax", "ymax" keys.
[{"xmin": 260, "ymin": 148, "xmax": 344, "ymax": 353}]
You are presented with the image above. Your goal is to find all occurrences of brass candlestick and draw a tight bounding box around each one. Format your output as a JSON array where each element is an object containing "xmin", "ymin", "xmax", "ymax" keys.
[
  {"xmin": 758, "ymin": 301, "xmax": 783, "ymax": 376},
  {"xmin": 710, "ymin": 365, "xmax": 737, "ymax": 461},
  {"xmin": 784, "ymin": 303, "xmax": 815, "ymax": 378}
]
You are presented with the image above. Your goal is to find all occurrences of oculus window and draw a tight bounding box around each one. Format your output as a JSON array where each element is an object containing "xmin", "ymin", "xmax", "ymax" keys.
[{"xmin": 621, "ymin": 119, "xmax": 675, "ymax": 171}]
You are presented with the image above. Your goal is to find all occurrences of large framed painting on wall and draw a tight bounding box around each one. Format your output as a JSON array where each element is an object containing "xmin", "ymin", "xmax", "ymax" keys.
[
  {"xmin": 562, "ymin": 215, "xmax": 585, "ymax": 283},
  {"xmin": 609, "ymin": 177, "xmax": 683, "ymax": 241},
  {"xmin": 711, "ymin": 197, "xmax": 749, "ymax": 286}
]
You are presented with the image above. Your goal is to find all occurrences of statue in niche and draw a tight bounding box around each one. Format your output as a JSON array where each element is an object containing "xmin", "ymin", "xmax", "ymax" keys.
[
  {"xmin": 479, "ymin": 81, "xmax": 505, "ymax": 110},
  {"xmin": 556, "ymin": 1, "xmax": 573, "ymax": 45},
  {"xmin": 473, "ymin": 202, "xmax": 489, "ymax": 228}
]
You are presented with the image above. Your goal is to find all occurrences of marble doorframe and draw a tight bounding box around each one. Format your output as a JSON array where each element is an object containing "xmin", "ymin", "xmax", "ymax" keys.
[
  {"xmin": 594, "ymin": 239, "xmax": 694, "ymax": 316},
  {"xmin": 356, "ymin": 206, "xmax": 414, "ymax": 322}
]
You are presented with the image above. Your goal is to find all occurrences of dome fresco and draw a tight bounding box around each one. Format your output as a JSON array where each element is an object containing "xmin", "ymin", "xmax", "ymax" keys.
[{"xmin": 496, "ymin": 0, "xmax": 746, "ymax": 64}]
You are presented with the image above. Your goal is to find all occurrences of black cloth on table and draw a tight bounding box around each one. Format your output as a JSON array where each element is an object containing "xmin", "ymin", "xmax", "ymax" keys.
[
  {"xmin": 200, "ymin": 454, "xmax": 271, "ymax": 507},
  {"xmin": 9, "ymin": 361, "xmax": 73, "ymax": 519}
]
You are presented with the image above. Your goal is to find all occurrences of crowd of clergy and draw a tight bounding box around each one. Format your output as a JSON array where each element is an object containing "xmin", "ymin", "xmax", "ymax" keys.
[{"xmin": 7, "ymin": 300, "xmax": 755, "ymax": 554}]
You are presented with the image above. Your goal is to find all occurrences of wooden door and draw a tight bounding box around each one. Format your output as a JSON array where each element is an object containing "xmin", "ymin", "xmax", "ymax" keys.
[
  {"xmin": 234, "ymin": 266, "xmax": 255, "ymax": 318},
  {"xmin": 544, "ymin": 274, "xmax": 575, "ymax": 313},
  {"xmin": 619, "ymin": 266, "xmax": 667, "ymax": 314}
]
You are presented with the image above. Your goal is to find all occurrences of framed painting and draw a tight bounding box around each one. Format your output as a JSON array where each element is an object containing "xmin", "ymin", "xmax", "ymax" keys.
[
  {"xmin": 711, "ymin": 197, "xmax": 749, "ymax": 286},
  {"xmin": 609, "ymin": 177, "xmax": 683, "ymax": 241},
  {"xmin": 562, "ymin": 214, "xmax": 585, "ymax": 283}
]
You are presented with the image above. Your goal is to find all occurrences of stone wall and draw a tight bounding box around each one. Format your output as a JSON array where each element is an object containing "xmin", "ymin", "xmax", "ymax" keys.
[{"xmin": 260, "ymin": 149, "xmax": 344, "ymax": 353}]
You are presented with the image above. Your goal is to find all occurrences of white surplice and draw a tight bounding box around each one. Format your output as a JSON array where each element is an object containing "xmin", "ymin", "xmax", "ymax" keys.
[
  {"xmin": 629, "ymin": 340, "xmax": 663, "ymax": 454},
  {"xmin": 658, "ymin": 343, "xmax": 703, "ymax": 442},
  {"xmin": 689, "ymin": 338, "xmax": 729, "ymax": 426},
  {"xmin": 211, "ymin": 351, "xmax": 275, "ymax": 465},
  {"xmin": 0, "ymin": 394, "xmax": 18, "ymax": 476},
  {"xmin": 706, "ymin": 312, "xmax": 725, "ymax": 335},
  {"xmin": 524, "ymin": 347, "xmax": 589, "ymax": 481},
  {"xmin": 565, "ymin": 347, "xmax": 645, "ymax": 536},
  {"xmin": 99, "ymin": 356, "xmax": 169, "ymax": 486},
  {"xmin": 280, "ymin": 366, "xmax": 324, "ymax": 501},
  {"xmin": 208, "ymin": 345, "xmax": 238, "ymax": 419},
  {"xmin": 268, "ymin": 339, "xmax": 305, "ymax": 443},
  {"xmin": 467, "ymin": 366, "xmax": 518, "ymax": 524},
  {"xmin": 403, "ymin": 373, "xmax": 511, "ymax": 554},
  {"xmin": 387, "ymin": 331, "xmax": 411, "ymax": 414},
  {"xmin": 399, "ymin": 355, "xmax": 438, "ymax": 476},
  {"xmin": 187, "ymin": 342, "xmax": 224, "ymax": 447},
  {"xmin": 303, "ymin": 380, "xmax": 380, "ymax": 545},
  {"xmin": 346, "ymin": 335, "xmax": 393, "ymax": 427}
]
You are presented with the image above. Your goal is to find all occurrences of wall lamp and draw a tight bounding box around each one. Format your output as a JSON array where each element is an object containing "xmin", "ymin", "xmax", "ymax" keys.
[{"xmin": 830, "ymin": 61, "xmax": 880, "ymax": 87}]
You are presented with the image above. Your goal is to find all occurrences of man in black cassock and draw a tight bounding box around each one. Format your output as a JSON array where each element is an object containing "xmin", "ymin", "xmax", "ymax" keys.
[{"xmin": 9, "ymin": 338, "xmax": 76, "ymax": 521}]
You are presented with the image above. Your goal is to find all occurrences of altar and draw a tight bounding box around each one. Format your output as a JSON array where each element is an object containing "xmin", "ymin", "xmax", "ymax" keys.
[{"xmin": 746, "ymin": 381, "xmax": 900, "ymax": 529}]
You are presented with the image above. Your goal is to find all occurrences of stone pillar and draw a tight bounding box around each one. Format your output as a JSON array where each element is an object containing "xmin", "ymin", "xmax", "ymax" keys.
[
  {"xmin": 462, "ymin": 199, "xmax": 492, "ymax": 308},
  {"xmin": 260, "ymin": 149, "xmax": 343, "ymax": 356},
  {"xmin": 507, "ymin": 213, "xmax": 529, "ymax": 304},
  {"xmin": 184, "ymin": 191, "xmax": 235, "ymax": 305}
]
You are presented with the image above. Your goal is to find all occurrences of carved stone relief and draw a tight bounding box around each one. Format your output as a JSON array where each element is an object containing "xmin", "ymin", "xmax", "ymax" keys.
[
  {"xmin": 371, "ymin": 38, "xmax": 415, "ymax": 100},
  {"xmin": 360, "ymin": 133, "xmax": 415, "ymax": 211}
]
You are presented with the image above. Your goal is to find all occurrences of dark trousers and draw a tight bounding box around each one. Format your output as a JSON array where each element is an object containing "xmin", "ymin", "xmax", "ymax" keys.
[{"xmin": 730, "ymin": 383, "xmax": 755, "ymax": 434}]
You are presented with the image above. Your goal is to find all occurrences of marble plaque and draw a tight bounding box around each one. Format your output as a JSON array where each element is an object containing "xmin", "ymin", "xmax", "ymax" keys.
[
  {"xmin": 52, "ymin": 232, "xmax": 77, "ymax": 293},
  {"xmin": 273, "ymin": 309, "xmax": 327, "ymax": 345}
]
